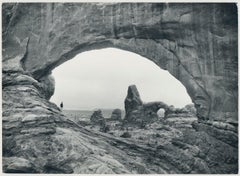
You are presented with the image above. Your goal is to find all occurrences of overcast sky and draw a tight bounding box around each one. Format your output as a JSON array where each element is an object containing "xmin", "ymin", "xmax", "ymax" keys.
[{"xmin": 50, "ymin": 48, "xmax": 192, "ymax": 110}]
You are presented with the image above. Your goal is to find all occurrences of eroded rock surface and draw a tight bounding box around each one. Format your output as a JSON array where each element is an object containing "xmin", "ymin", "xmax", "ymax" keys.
[
  {"xmin": 2, "ymin": 3, "xmax": 238, "ymax": 174},
  {"xmin": 2, "ymin": 3, "xmax": 238, "ymax": 122}
]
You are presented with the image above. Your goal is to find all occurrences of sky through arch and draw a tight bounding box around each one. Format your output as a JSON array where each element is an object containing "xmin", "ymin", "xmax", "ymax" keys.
[{"xmin": 50, "ymin": 48, "xmax": 192, "ymax": 110}]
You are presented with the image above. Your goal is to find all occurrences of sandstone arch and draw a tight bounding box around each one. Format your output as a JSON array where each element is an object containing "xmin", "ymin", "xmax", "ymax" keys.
[
  {"xmin": 3, "ymin": 3, "xmax": 237, "ymax": 123},
  {"xmin": 2, "ymin": 3, "xmax": 238, "ymax": 174}
]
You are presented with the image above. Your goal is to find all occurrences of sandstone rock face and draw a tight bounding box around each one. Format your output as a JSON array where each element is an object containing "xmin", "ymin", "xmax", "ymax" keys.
[
  {"xmin": 2, "ymin": 3, "xmax": 238, "ymax": 122},
  {"xmin": 2, "ymin": 3, "xmax": 238, "ymax": 174},
  {"xmin": 110, "ymin": 109, "xmax": 122, "ymax": 121}
]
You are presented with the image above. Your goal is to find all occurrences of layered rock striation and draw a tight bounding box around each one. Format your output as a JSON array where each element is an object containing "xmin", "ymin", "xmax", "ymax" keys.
[{"xmin": 2, "ymin": 3, "xmax": 238, "ymax": 174}]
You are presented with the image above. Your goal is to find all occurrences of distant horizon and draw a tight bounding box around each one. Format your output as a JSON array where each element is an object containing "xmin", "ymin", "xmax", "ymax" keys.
[
  {"xmin": 63, "ymin": 108, "xmax": 125, "ymax": 111},
  {"xmin": 61, "ymin": 102, "xmax": 194, "ymax": 111}
]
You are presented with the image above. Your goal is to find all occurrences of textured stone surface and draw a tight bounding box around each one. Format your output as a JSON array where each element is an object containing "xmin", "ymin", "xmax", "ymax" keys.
[
  {"xmin": 2, "ymin": 3, "xmax": 238, "ymax": 174},
  {"xmin": 2, "ymin": 3, "xmax": 238, "ymax": 122},
  {"xmin": 3, "ymin": 157, "xmax": 36, "ymax": 173}
]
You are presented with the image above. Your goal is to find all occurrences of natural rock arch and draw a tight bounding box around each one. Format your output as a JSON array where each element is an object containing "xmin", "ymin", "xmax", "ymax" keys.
[
  {"xmin": 2, "ymin": 3, "xmax": 238, "ymax": 174},
  {"xmin": 3, "ymin": 3, "xmax": 237, "ymax": 123},
  {"xmin": 49, "ymin": 42, "xmax": 210, "ymax": 120}
]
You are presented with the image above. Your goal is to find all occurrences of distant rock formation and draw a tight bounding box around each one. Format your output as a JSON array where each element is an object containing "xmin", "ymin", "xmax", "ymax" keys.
[
  {"xmin": 124, "ymin": 85, "xmax": 143, "ymax": 117},
  {"xmin": 163, "ymin": 105, "xmax": 198, "ymax": 129},
  {"xmin": 110, "ymin": 109, "xmax": 122, "ymax": 121},
  {"xmin": 165, "ymin": 105, "xmax": 197, "ymax": 119},
  {"xmin": 143, "ymin": 101, "xmax": 169, "ymax": 119},
  {"xmin": 90, "ymin": 110, "xmax": 106, "ymax": 127},
  {"xmin": 123, "ymin": 85, "xmax": 198, "ymax": 129},
  {"xmin": 124, "ymin": 85, "xmax": 170, "ymax": 125},
  {"xmin": 184, "ymin": 104, "xmax": 197, "ymax": 115},
  {"xmin": 124, "ymin": 85, "xmax": 144, "ymax": 124},
  {"xmin": 90, "ymin": 110, "xmax": 110, "ymax": 133}
]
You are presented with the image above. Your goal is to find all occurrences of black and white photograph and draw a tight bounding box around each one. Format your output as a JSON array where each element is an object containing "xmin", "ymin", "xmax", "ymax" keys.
[{"xmin": 2, "ymin": 2, "xmax": 238, "ymax": 174}]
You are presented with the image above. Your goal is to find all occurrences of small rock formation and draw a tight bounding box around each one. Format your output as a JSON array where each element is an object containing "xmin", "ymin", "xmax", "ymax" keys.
[
  {"xmin": 165, "ymin": 106, "xmax": 197, "ymax": 119},
  {"xmin": 110, "ymin": 109, "xmax": 122, "ymax": 121},
  {"xmin": 90, "ymin": 110, "xmax": 106, "ymax": 127},
  {"xmin": 120, "ymin": 132, "xmax": 131, "ymax": 138},
  {"xmin": 90, "ymin": 110, "xmax": 110, "ymax": 133},
  {"xmin": 164, "ymin": 105, "xmax": 198, "ymax": 129},
  {"xmin": 123, "ymin": 85, "xmax": 197, "ymax": 130},
  {"xmin": 184, "ymin": 104, "xmax": 197, "ymax": 115}
]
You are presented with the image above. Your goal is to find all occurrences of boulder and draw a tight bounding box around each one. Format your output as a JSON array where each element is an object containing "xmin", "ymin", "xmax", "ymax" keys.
[
  {"xmin": 3, "ymin": 157, "xmax": 36, "ymax": 173},
  {"xmin": 184, "ymin": 104, "xmax": 197, "ymax": 115},
  {"xmin": 120, "ymin": 132, "xmax": 131, "ymax": 138},
  {"xmin": 90, "ymin": 110, "xmax": 106, "ymax": 127},
  {"xmin": 110, "ymin": 109, "xmax": 122, "ymax": 121}
]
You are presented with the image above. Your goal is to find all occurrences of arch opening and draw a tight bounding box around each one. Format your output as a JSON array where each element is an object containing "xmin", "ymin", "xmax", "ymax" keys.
[
  {"xmin": 157, "ymin": 108, "xmax": 165, "ymax": 118},
  {"xmin": 50, "ymin": 48, "xmax": 192, "ymax": 112}
]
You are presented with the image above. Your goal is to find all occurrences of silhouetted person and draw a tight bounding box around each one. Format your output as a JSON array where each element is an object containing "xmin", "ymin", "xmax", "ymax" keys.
[{"xmin": 60, "ymin": 102, "xmax": 63, "ymax": 111}]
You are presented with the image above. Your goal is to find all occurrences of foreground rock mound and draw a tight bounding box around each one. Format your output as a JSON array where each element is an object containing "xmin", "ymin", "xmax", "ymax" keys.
[{"xmin": 2, "ymin": 71, "xmax": 238, "ymax": 173}]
